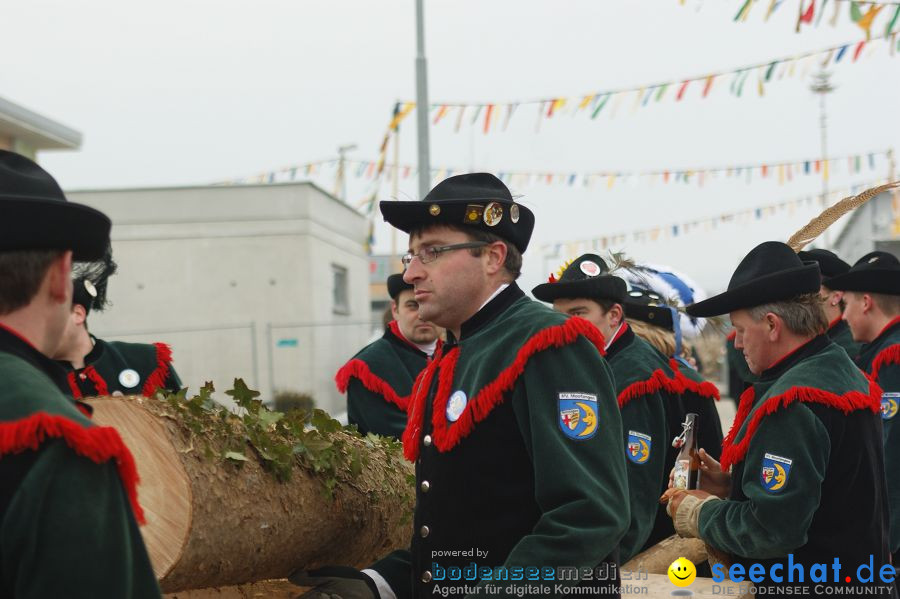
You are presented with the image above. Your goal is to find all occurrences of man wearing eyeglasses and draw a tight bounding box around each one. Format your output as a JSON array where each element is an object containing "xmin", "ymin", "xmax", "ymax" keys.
[{"xmin": 292, "ymin": 173, "xmax": 629, "ymax": 599}]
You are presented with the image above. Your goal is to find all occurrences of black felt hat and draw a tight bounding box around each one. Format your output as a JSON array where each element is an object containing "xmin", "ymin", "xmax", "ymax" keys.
[
  {"xmin": 380, "ymin": 173, "xmax": 535, "ymax": 253},
  {"xmin": 686, "ymin": 241, "xmax": 821, "ymax": 317},
  {"xmin": 624, "ymin": 288, "xmax": 676, "ymax": 330},
  {"xmin": 71, "ymin": 247, "xmax": 118, "ymax": 314},
  {"xmin": 825, "ymin": 251, "xmax": 900, "ymax": 295},
  {"xmin": 797, "ymin": 248, "xmax": 851, "ymax": 282},
  {"xmin": 532, "ymin": 254, "xmax": 627, "ymax": 304},
  {"xmin": 0, "ymin": 150, "xmax": 110, "ymax": 261},
  {"xmin": 386, "ymin": 273, "xmax": 413, "ymax": 300}
]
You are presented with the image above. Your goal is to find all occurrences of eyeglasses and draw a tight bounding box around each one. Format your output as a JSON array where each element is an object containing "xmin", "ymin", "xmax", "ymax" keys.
[{"xmin": 401, "ymin": 242, "xmax": 489, "ymax": 267}]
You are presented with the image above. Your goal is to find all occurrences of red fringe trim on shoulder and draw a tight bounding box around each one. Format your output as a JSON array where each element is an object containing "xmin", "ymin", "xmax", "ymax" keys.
[
  {"xmin": 870, "ymin": 344, "xmax": 900, "ymax": 383},
  {"xmin": 666, "ymin": 358, "xmax": 721, "ymax": 402},
  {"xmin": 335, "ymin": 358, "xmax": 410, "ymax": 412},
  {"xmin": 719, "ymin": 379, "xmax": 882, "ymax": 471},
  {"xmin": 0, "ymin": 412, "xmax": 145, "ymax": 524},
  {"xmin": 617, "ymin": 369, "xmax": 671, "ymax": 408},
  {"xmin": 402, "ymin": 317, "xmax": 606, "ymax": 461},
  {"xmin": 141, "ymin": 343, "xmax": 173, "ymax": 397},
  {"xmin": 66, "ymin": 367, "xmax": 109, "ymax": 399}
]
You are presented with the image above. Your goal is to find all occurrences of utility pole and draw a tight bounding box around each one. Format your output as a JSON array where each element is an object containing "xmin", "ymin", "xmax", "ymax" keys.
[
  {"xmin": 334, "ymin": 143, "xmax": 357, "ymax": 202},
  {"xmin": 415, "ymin": 0, "xmax": 432, "ymax": 199},
  {"xmin": 810, "ymin": 70, "xmax": 834, "ymax": 247}
]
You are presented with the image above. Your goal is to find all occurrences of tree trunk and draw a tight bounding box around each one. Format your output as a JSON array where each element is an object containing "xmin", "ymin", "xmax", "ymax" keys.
[
  {"xmin": 622, "ymin": 535, "xmax": 707, "ymax": 573},
  {"xmin": 87, "ymin": 396, "xmax": 414, "ymax": 593}
]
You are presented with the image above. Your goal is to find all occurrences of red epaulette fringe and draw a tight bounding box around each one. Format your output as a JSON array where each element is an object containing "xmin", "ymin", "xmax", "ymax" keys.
[
  {"xmin": 666, "ymin": 358, "xmax": 721, "ymax": 401},
  {"xmin": 617, "ymin": 369, "xmax": 672, "ymax": 408},
  {"xmin": 402, "ymin": 317, "xmax": 606, "ymax": 461},
  {"xmin": 141, "ymin": 343, "xmax": 173, "ymax": 397},
  {"xmin": 870, "ymin": 344, "xmax": 900, "ymax": 383},
  {"xmin": 335, "ymin": 359, "xmax": 409, "ymax": 411},
  {"xmin": 0, "ymin": 411, "xmax": 145, "ymax": 524},
  {"xmin": 719, "ymin": 379, "xmax": 882, "ymax": 471}
]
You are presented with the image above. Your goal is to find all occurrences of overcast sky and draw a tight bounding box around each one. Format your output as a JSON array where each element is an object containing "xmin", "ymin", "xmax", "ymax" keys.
[{"xmin": 5, "ymin": 0, "xmax": 899, "ymax": 295}]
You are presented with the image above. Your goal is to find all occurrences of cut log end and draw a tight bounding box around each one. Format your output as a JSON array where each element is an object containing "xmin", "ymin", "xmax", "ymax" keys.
[{"xmin": 88, "ymin": 396, "xmax": 193, "ymax": 580}]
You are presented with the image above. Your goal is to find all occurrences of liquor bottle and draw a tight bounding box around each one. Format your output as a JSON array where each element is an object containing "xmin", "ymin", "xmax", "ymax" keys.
[{"xmin": 672, "ymin": 413, "xmax": 700, "ymax": 491}]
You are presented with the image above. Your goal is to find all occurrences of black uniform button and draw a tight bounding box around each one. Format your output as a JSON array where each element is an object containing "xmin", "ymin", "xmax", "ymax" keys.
[
  {"xmin": 423, "ymin": 434, "xmax": 433, "ymax": 446},
  {"xmin": 420, "ymin": 525, "xmax": 430, "ymax": 538},
  {"xmin": 420, "ymin": 480, "xmax": 430, "ymax": 493},
  {"xmin": 422, "ymin": 571, "xmax": 433, "ymax": 583}
]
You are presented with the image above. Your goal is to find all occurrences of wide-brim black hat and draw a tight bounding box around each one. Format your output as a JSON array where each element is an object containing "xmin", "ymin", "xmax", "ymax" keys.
[
  {"xmin": 532, "ymin": 253, "xmax": 626, "ymax": 304},
  {"xmin": 624, "ymin": 288, "xmax": 676, "ymax": 330},
  {"xmin": 797, "ymin": 248, "xmax": 851, "ymax": 283},
  {"xmin": 0, "ymin": 150, "xmax": 110, "ymax": 261},
  {"xmin": 686, "ymin": 241, "xmax": 821, "ymax": 317},
  {"xmin": 825, "ymin": 251, "xmax": 900, "ymax": 295},
  {"xmin": 387, "ymin": 273, "xmax": 413, "ymax": 300},
  {"xmin": 380, "ymin": 173, "xmax": 535, "ymax": 253}
]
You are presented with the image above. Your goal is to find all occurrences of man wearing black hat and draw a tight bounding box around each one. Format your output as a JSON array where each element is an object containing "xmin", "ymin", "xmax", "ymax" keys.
[
  {"xmin": 336, "ymin": 273, "xmax": 441, "ymax": 438},
  {"xmin": 294, "ymin": 174, "xmax": 628, "ymax": 599},
  {"xmin": 532, "ymin": 254, "xmax": 681, "ymax": 563},
  {"xmin": 53, "ymin": 252, "xmax": 182, "ymax": 399},
  {"xmin": 798, "ymin": 248, "xmax": 862, "ymax": 359},
  {"xmin": 827, "ymin": 250, "xmax": 900, "ymax": 564},
  {"xmin": 664, "ymin": 241, "xmax": 893, "ymax": 595},
  {"xmin": 0, "ymin": 151, "xmax": 160, "ymax": 597}
]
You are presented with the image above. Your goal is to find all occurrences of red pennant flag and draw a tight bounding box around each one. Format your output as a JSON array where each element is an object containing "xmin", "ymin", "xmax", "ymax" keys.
[
  {"xmin": 483, "ymin": 104, "xmax": 494, "ymax": 134},
  {"xmin": 853, "ymin": 40, "xmax": 866, "ymax": 61},
  {"xmin": 702, "ymin": 75, "xmax": 715, "ymax": 97},
  {"xmin": 676, "ymin": 81, "xmax": 690, "ymax": 101},
  {"xmin": 800, "ymin": 0, "xmax": 815, "ymax": 23}
]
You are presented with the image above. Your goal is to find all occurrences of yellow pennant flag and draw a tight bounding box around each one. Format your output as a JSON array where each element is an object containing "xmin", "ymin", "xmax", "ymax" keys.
[
  {"xmin": 389, "ymin": 102, "xmax": 416, "ymax": 130},
  {"xmin": 857, "ymin": 4, "xmax": 885, "ymax": 41}
]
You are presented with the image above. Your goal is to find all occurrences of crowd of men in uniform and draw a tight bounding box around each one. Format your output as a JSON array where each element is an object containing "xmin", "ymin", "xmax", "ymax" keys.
[{"xmin": 1, "ymin": 151, "xmax": 899, "ymax": 598}]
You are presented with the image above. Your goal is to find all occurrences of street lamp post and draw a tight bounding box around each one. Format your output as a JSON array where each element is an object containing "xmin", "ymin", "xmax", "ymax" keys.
[{"xmin": 415, "ymin": 0, "xmax": 432, "ymax": 199}]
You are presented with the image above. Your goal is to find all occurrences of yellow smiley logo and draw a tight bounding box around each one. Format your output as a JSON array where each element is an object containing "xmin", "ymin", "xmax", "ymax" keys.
[{"xmin": 667, "ymin": 557, "xmax": 697, "ymax": 587}]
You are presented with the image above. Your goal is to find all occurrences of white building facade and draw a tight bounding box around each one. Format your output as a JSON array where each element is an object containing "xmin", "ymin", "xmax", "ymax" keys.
[{"xmin": 67, "ymin": 182, "xmax": 371, "ymax": 415}]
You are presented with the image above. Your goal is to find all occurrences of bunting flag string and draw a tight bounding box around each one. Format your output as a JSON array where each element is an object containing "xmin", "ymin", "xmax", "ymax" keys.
[
  {"xmin": 540, "ymin": 178, "xmax": 891, "ymax": 256},
  {"xmin": 728, "ymin": 0, "xmax": 900, "ymax": 40},
  {"xmin": 214, "ymin": 149, "xmax": 891, "ymax": 191},
  {"xmin": 399, "ymin": 32, "xmax": 897, "ymax": 131}
]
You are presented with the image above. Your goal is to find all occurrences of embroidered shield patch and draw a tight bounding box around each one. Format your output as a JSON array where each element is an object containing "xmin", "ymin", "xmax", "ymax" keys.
[
  {"xmin": 558, "ymin": 392, "xmax": 598, "ymax": 440},
  {"xmin": 881, "ymin": 393, "xmax": 899, "ymax": 420},
  {"xmin": 626, "ymin": 431, "xmax": 652, "ymax": 464},
  {"xmin": 760, "ymin": 453, "xmax": 792, "ymax": 493}
]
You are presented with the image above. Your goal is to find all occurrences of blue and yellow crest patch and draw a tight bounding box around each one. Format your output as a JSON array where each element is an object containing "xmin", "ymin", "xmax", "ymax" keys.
[
  {"xmin": 626, "ymin": 431, "xmax": 652, "ymax": 464},
  {"xmin": 760, "ymin": 453, "xmax": 792, "ymax": 493},
  {"xmin": 881, "ymin": 393, "xmax": 899, "ymax": 421},
  {"xmin": 558, "ymin": 392, "xmax": 598, "ymax": 440}
]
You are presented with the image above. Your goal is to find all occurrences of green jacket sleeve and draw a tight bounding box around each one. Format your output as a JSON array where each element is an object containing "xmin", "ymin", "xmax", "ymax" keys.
[
  {"xmin": 346, "ymin": 378, "xmax": 408, "ymax": 438},
  {"xmin": 878, "ymin": 363, "xmax": 900, "ymax": 553},
  {"xmin": 498, "ymin": 337, "xmax": 629, "ymax": 590},
  {"xmin": 618, "ymin": 393, "xmax": 669, "ymax": 562},
  {"xmin": 2, "ymin": 441, "xmax": 161, "ymax": 599},
  {"xmin": 698, "ymin": 403, "xmax": 830, "ymax": 558}
]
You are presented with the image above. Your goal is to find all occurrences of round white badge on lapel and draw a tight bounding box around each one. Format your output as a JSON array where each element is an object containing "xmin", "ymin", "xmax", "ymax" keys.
[
  {"xmin": 446, "ymin": 390, "xmax": 468, "ymax": 422},
  {"xmin": 119, "ymin": 369, "xmax": 140, "ymax": 389}
]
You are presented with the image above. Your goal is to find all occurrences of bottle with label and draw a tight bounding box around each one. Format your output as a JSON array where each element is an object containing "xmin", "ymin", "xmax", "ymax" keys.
[{"xmin": 671, "ymin": 413, "xmax": 700, "ymax": 491}]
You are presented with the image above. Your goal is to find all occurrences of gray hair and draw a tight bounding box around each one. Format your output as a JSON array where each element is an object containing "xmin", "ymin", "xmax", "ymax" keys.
[{"xmin": 746, "ymin": 293, "xmax": 828, "ymax": 337}]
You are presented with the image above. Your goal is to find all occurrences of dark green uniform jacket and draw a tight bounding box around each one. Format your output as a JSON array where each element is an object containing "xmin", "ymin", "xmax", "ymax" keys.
[
  {"xmin": 604, "ymin": 325, "xmax": 679, "ymax": 562},
  {"xmin": 375, "ymin": 284, "xmax": 629, "ymax": 599},
  {"xmin": 857, "ymin": 316, "xmax": 900, "ymax": 557},
  {"xmin": 643, "ymin": 355, "xmax": 723, "ymax": 553},
  {"xmin": 827, "ymin": 316, "xmax": 862, "ymax": 361},
  {"xmin": 0, "ymin": 324, "xmax": 160, "ymax": 599},
  {"xmin": 700, "ymin": 335, "xmax": 893, "ymax": 591},
  {"xmin": 337, "ymin": 320, "xmax": 433, "ymax": 438},
  {"xmin": 59, "ymin": 337, "xmax": 181, "ymax": 399}
]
